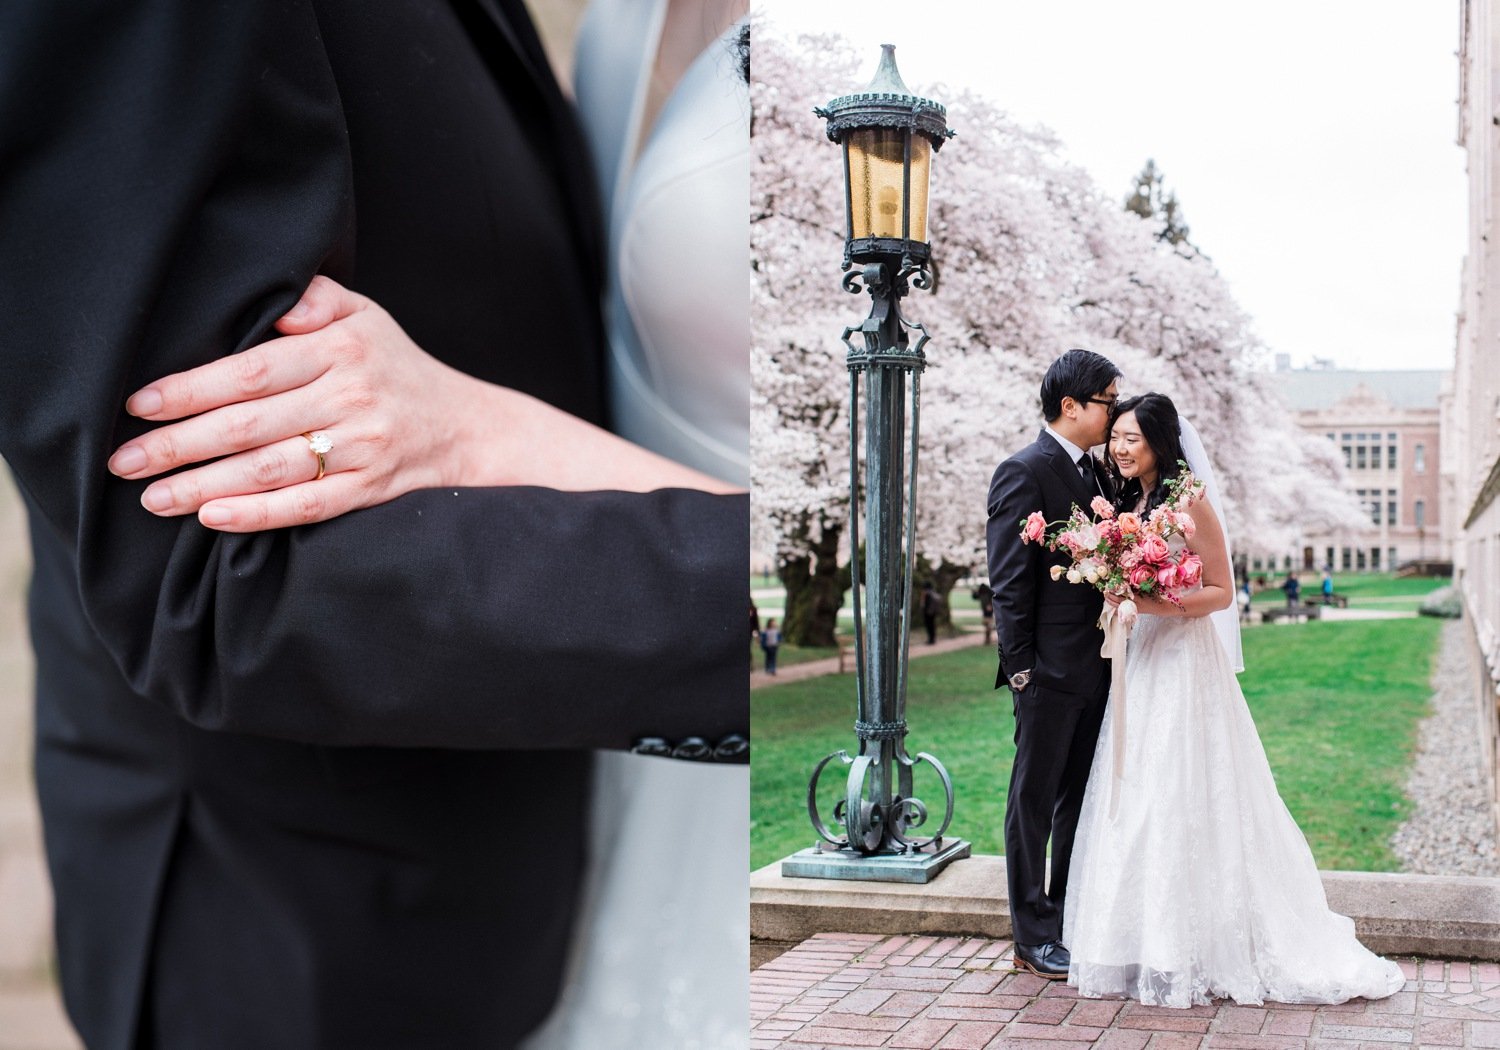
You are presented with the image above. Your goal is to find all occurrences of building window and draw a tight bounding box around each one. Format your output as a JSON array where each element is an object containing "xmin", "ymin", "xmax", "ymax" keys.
[
  {"xmin": 1387, "ymin": 498, "xmax": 1397, "ymax": 525},
  {"xmin": 1414, "ymin": 499, "xmax": 1426, "ymax": 529},
  {"xmin": 1372, "ymin": 547, "xmax": 1381, "ymax": 570},
  {"xmin": 1325, "ymin": 546, "xmax": 1335, "ymax": 571},
  {"xmin": 1356, "ymin": 548, "xmax": 1367, "ymax": 570},
  {"xmin": 1356, "ymin": 445, "xmax": 1367, "ymax": 470},
  {"xmin": 1342, "ymin": 445, "xmax": 1352, "ymax": 468},
  {"xmin": 1414, "ymin": 443, "xmax": 1426, "ymax": 473},
  {"xmin": 1387, "ymin": 445, "xmax": 1397, "ymax": 469},
  {"xmin": 1341, "ymin": 547, "xmax": 1352, "ymax": 570}
]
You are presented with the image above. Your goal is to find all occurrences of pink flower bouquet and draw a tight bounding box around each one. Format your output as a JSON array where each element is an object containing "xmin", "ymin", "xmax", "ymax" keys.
[{"xmin": 1018, "ymin": 469, "xmax": 1205, "ymax": 626}]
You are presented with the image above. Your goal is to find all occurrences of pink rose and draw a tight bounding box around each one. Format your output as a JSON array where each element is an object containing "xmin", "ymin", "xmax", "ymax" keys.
[
  {"xmin": 1021, "ymin": 511, "xmax": 1046, "ymax": 545},
  {"xmin": 1127, "ymin": 564, "xmax": 1155, "ymax": 589},
  {"xmin": 1175, "ymin": 511, "xmax": 1197, "ymax": 538},
  {"xmin": 1119, "ymin": 546, "xmax": 1144, "ymax": 570},
  {"xmin": 1156, "ymin": 564, "xmax": 1180, "ymax": 591},
  {"xmin": 1138, "ymin": 533, "xmax": 1170, "ymax": 564},
  {"xmin": 1116, "ymin": 512, "xmax": 1141, "ymax": 535},
  {"xmin": 1179, "ymin": 553, "xmax": 1204, "ymax": 588},
  {"xmin": 1090, "ymin": 495, "xmax": 1115, "ymax": 519}
]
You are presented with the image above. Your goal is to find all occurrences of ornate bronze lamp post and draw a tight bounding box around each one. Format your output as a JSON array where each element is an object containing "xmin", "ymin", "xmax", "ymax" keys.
[{"xmin": 782, "ymin": 46, "xmax": 968, "ymax": 883}]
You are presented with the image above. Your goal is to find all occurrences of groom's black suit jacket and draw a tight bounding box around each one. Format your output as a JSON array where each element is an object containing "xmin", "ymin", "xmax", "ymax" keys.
[
  {"xmin": 0, "ymin": 2, "xmax": 745, "ymax": 1048},
  {"xmin": 985, "ymin": 430, "xmax": 1111, "ymax": 695}
]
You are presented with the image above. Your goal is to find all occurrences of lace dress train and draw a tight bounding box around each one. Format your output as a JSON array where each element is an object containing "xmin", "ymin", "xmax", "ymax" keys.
[{"xmin": 1062, "ymin": 613, "xmax": 1404, "ymax": 1007}]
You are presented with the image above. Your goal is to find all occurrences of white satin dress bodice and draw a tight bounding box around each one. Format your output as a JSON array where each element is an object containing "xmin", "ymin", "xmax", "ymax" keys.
[
  {"xmin": 1063, "ymin": 610, "xmax": 1404, "ymax": 1007},
  {"xmin": 520, "ymin": 3, "xmax": 748, "ymax": 1048},
  {"xmin": 577, "ymin": 0, "xmax": 749, "ymax": 486}
]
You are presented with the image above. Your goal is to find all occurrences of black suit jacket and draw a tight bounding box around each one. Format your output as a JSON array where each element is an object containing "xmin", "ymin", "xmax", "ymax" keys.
[
  {"xmin": 985, "ymin": 430, "xmax": 1110, "ymax": 695},
  {"xmin": 0, "ymin": 2, "xmax": 745, "ymax": 1047}
]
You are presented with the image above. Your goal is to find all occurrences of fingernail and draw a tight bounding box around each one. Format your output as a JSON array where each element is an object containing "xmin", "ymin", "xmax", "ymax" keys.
[
  {"xmin": 286, "ymin": 298, "xmax": 310, "ymax": 320},
  {"xmin": 110, "ymin": 446, "xmax": 147, "ymax": 475},
  {"xmin": 200, "ymin": 506, "xmax": 232, "ymax": 526},
  {"xmin": 127, "ymin": 388, "xmax": 163, "ymax": 416},
  {"xmin": 141, "ymin": 486, "xmax": 172, "ymax": 513}
]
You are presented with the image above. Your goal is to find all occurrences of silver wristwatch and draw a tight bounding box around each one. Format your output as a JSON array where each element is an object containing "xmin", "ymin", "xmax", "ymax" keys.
[{"xmin": 1008, "ymin": 669, "xmax": 1032, "ymax": 691}]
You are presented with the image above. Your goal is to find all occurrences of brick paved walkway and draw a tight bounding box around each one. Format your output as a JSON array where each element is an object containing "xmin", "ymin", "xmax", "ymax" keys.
[{"xmin": 751, "ymin": 933, "xmax": 1500, "ymax": 1049}]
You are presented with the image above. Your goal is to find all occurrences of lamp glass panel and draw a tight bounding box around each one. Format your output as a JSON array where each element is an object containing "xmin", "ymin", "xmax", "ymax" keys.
[{"xmin": 847, "ymin": 129, "xmax": 931, "ymax": 242}]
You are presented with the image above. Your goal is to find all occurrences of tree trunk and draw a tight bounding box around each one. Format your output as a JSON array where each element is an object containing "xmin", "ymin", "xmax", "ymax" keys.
[
  {"xmin": 933, "ymin": 559, "xmax": 971, "ymax": 633},
  {"xmin": 779, "ymin": 525, "xmax": 849, "ymax": 647},
  {"xmin": 910, "ymin": 555, "xmax": 974, "ymax": 635}
]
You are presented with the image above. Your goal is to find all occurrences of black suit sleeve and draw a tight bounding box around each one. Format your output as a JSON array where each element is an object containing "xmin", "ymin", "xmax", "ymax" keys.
[
  {"xmin": 0, "ymin": 1, "xmax": 745, "ymax": 751},
  {"xmin": 986, "ymin": 457, "xmax": 1042, "ymax": 681}
]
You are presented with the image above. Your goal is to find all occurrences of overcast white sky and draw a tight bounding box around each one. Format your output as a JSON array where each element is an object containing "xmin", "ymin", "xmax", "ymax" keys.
[{"xmin": 759, "ymin": 1, "xmax": 1468, "ymax": 373}]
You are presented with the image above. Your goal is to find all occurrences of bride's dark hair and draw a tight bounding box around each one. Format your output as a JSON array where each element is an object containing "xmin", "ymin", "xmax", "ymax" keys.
[{"xmin": 1108, "ymin": 392, "xmax": 1185, "ymax": 517}]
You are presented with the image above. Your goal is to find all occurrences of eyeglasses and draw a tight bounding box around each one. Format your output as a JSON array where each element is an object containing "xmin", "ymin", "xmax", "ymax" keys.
[{"xmin": 1081, "ymin": 396, "xmax": 1119, "ymax": 409}]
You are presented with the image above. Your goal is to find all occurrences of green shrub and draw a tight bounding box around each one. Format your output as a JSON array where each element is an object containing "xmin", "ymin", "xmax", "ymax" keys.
[{"xmin": 1418, "ymin": 586, "xmax": 1463, "ymax": 619}]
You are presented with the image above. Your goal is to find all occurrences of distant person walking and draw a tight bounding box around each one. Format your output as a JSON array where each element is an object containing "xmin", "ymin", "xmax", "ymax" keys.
[
  {"xmin": 1321, "ymin": 569, "xmax": 1334, "ymax": 605},
  {"xmin": 921, "ymin": 581, "xmax": 941, "ymax": 645},
  {"xmin": 760, "ymin": 618, "xmax": 781, "ymax": 675},
  {"xmin": 1282, "ymin": 572, "xmax": 1300, "ymax": 609},
  {"xmin": 1239, "ymin": 579, "xmax": 1253, "ymax": 623},
  {"xmin": 975, "ymin": 582, "xmax": 995, "ymax": 645}
]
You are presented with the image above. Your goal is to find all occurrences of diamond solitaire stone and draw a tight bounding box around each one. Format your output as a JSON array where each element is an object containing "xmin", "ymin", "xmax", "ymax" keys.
[{"xmin": 307, "ymin": 432, "xmax": 333, "ymax": 454}]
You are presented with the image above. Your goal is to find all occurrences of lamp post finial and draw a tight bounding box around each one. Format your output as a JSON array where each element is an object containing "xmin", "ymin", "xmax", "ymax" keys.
[{"xmin": 868, "ymin": 44, "xmax": 912, "ymax": 96}]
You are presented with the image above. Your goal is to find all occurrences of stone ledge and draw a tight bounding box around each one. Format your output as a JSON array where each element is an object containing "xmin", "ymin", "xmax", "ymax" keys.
[{"xmin": 751, "ymin": 853, "xmax": 1500, "ymax": 960}]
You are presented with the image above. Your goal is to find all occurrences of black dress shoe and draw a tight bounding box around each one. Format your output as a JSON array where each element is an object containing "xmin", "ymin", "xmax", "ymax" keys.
[{"xmin": 1013, "ymin": 941, "xmax": 1071, "ymax": 980}]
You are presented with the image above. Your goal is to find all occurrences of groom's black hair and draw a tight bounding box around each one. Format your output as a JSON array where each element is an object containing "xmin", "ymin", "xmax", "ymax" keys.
[{"xmin": 1039, "ymin": 348, "xmax": 1121, "ymax": 421}]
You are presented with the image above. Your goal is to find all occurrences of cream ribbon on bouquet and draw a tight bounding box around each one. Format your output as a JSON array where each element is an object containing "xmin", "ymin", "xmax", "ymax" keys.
[{"xmin": 1098, "ymin": 595, "xmax": 1138, "ymax": 820}]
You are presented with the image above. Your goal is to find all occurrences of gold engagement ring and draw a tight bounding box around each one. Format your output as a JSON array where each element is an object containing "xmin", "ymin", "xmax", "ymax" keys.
[{"xmin": 302, "ymin": 431, "xmax": 333, "ymax": 480}]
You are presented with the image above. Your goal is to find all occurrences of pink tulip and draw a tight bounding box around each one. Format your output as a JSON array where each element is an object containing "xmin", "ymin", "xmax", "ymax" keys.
[
  {"xmin": 1022, "ymin": 512, "xmax": 1047, "ymax": 545},
  {"xmin": 1179, "ymin": 553, "xmax": 1204, "ymax": 588}
]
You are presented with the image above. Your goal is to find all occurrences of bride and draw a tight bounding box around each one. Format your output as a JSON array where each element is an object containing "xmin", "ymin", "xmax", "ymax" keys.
[{"xmin": 1063, "ymin": 392, "xmax": 1405, "ymax": 1008}]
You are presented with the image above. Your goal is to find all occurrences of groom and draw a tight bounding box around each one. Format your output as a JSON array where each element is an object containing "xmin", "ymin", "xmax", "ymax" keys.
[{"xmin": 985, "ymin": 348, "xmax": 1120, "ymax": 979}]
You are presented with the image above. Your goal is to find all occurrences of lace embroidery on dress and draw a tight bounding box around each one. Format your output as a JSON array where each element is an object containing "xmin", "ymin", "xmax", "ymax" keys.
[{"xmin": 1063, "ymin": 612, "xmax": 1404, "ymax": 1008}]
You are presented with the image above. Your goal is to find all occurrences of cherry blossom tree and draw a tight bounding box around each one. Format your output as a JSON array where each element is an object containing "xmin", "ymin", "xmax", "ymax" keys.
[{"xmin": 752, "ymin": 25, "xmax": 1361, "ymax": 643}]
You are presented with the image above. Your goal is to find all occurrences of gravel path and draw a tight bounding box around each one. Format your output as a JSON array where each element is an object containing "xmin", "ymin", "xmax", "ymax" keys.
[{"xmin": 1390, "ymin": 618, "xmax": 1500, "ymax": 876}]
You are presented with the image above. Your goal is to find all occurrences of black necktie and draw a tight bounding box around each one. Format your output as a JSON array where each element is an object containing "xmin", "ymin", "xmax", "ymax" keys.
[{"xmin": 1077, "ymin": 453, "xmax": 1093, "ymax": 482}]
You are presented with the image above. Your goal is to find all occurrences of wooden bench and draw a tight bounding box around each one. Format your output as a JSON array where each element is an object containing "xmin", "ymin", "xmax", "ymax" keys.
[{"xmin": 1261, "ymin": 605, "xmax": 1320, "ymax": 624}]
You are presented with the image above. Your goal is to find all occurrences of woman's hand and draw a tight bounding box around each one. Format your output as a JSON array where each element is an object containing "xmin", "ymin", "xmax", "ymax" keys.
[{"xmin": 108, "ymin": 276, "xmax": 736, "ymax": 532}]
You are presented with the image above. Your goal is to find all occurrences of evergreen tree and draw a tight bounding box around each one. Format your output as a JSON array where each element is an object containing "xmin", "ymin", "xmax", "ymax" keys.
[{"xmin": 1125, "ymin": 158, "xmax": 1192, "ymax": 247}]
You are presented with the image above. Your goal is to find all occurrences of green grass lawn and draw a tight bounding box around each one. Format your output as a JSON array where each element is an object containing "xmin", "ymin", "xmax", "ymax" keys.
[
  {"xmin": 751, "ymin": 639, "xmax": 839, "ymax": 671},
  {"xmin": 1249, "ymin": 572, "xmax": 1448, "ymax": 610},
  {"xmin": 751, "ymin": 616, "xmax": 1441, "ymax": 872}
]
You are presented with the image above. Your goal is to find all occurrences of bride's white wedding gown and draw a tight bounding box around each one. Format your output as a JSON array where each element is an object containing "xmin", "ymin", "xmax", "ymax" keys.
[{"xmin": 1063, "ymin": 608, "xmax": 1406, "ymax": 1007}]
